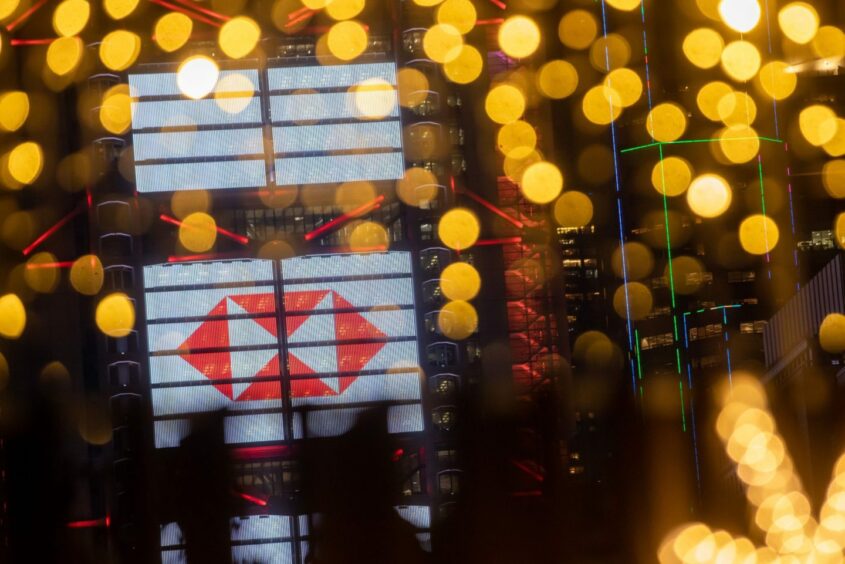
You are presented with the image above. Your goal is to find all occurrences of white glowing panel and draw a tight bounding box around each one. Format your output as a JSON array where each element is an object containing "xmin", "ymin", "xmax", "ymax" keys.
[
  {"xmin": 129, "ymin": 61, "xmax": 403, "ymax": 193},
  {"xmin": 143, "ymin": 252, "xmax": 423, "ymax": 448}
]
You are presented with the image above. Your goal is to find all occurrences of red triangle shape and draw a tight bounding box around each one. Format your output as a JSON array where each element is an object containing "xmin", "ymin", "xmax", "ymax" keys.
[
  {"xmin": 236, "ymin": 352, "xmax": 281, "ymax": 401},
  {"xmin": 228, "ymin": 293, "xmax": 277, "ymax": 314},
  {"xmin": 288, "ymin": 352, "xmax": 317, "ymax": 376},
  {"xmin": 332, "ymin": 293, "xmax": 387, "ymax": 342},
  {"xmin": 336, "ymin": 342, "xmax": 386, "ymax": 373},
  {"xmin": 180, "ymin": 352, "xmax": 233, "ymax": 399},
  {"xmin": 284, "ymin": 290, "xmax": 331, "ymax": 336}
]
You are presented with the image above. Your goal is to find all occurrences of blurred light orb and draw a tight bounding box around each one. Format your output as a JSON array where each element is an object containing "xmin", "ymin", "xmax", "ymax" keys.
[
  {"xmin": 819, "ymin": 313, "xmax": 845, "ymax": 354},
  {"xmin": 813, "ymin": 25, "xmax": 845, "ymax": 59},
  {"xmin": 423, "ymin": 23, "xmax": 463, "ymax": 63},
  {"xmin": 721, "ymin": 40, "xmax": 761, "ymax": 82},
  {"xmin": 214, "ymin": 72, "xmax": 255, "ymax": 114},
  {"xmin": 335, "ymin": 181, "xmax": 376, "ymax": 211},
  {"xmin": 604, "ymin": 68, "xmax": 642, "ymax": 108},
  {"xmin": 822, "ymin": 159, "xmax": 845, "ymax": 198},
  {"xmin": 652, "ymin": 156, "xmax": 693, "ymax": 197},
  {"xmin": 438, "ymin": 300, "xmax": 478, "ymax": 340},
  {"xmin": 718, "ymin": 0, "xmax": 760, "ymax": 32},
  {"xmin": 326, "ymin": 0, "xmax": 365, "ymax": 20},
  {"xmin": 100, "ymin": 84, "xmax": 132, "ymax": 134},
  {"xmin": 536, "ymin": 60, "xmax": 578, "ymax": 99},
  {"xmin": 219, "ymin": 16, "xmax": 261, "ymax": 59},
  {"xmin": 717, "ymin": 91, "xmax": 756, "ymax": 126},
  {"xmin": 589, "ymin": 34, "xmax": 630, "ymax": 72},
  {"xmin": 438, "ymin": 208, "xmax": 480, "ymax": 250},
  {"xmin": 778, "ymin": 2, "xmax": 819, "ymax": 45},
  {"xmin": 834, "ymin": 213, "xmax": 844, "ymax": 249},
  {"xmin": 719, "ymin": 125, "xmax": 760, "ymax": 163},
  {"xmin": 611, "ymin": 242, "xmax": 654, "ymax": 280},
  {"xmin": 553, "ymin": 191, "xmax": 593, "ymax": 228},
  {"xmin": 582, "ymin": 85, "xmax": 622, "ymax": 125},
  {"xmin": 0, "ymin": 91, "xmax": 28, "ymax": 132},
  {"xmin": 440, "ymin": 262, "xmax": 481, "ymax": 301},
  {"xmin": 799, "ymin": 105, "xmax": 838, "ymax": 146},
  {"xmin": 53, "ymin": 0, "xmax": 90, "ymax": 37},
  {"xmin": 485, "ymin": 84, "xmax": 526, "ymax": 124},
  {"xmin": 498, "ymin": 16, "xmax": 540, "ymax": 59},
  {"xmin": 756, "ymin": 61, "xmax": 797, "ymax": 100},
  {"xmin": 558, "ymin": 9, "xmax": 597, "ymax": 50},
  {"xmin": 0, "ymin": 0, "xmax": 20, "ymax": 20},
  {"xmin": 504, "ymin": 149, "xmax": 542, "ymax": 183},
  {"xmin": 99, "ymin": 30, "xmax": 141, "ymax": 71},
  {"xmin": 436, "ymin": 0, "xmax": 476, "ymax": 34},
  {"xmin": 606, "ymin": 0, "xmax": 640, "ymax": 11},
  {"xmin": 70, "ymin": 255, "xmax": 105, "ymax": 295},
  {"xmin": 95, "ymin": 293, "xmax": 135, "ymax": 338},
  {"xmin": 687, "ymin": 174, "xmax": 732, "ymax": 218},
  {"xmin": 822, "ymin": 119, "xmax": 845, "ymax": 157},
  {"xmin": 8, "ymin": 141, "xmax": 44, "ymax": 185},
  {"xmin": 520, "ymin": 161, "xmax": 563, "ymax": 204},
  {"xmin": 47, "ymin": 36, "xmax": 84, "ymax": 76},
  {"xmin": 442, "ymin": 45, "xmax": 483, "ymax": 84},
  {"xmin": 667, "ymin": 256, "xmax": 705, "ymax": 295},
  {"xmin": 646, "ymin": 103, "xmax": 687, "ymax": 142},
  {"xmin": 412, "ymin": 0, "xmax": 443, "ymax": 7},
  {"xmin": 177, "ymin": 56, "xmax": 219, "ymax": 99},
  {"xmin": 697, "ymin": 81, "xmax": 733, "ymax": 121},
  {"xmin": 257, "ymin": 239, "xmax": 295, "ymax": 260},
  {"xmin": 739, "ymin": 214, "xmax": 779, "ymax": 255},
  {"xmin": 497, "ymin": 120, "xmax": 537, "ymax": 159},
  {"xmin": 25, "ymin": 252, "xmax": 60, "ymax": 293},
  {"xmin": 613, "ymin": 282, "xmax": 653, "ymax": 320},
  {"xmin": 396, "ymin": 167, "xmax": 439, "ymax": 208},
  {"xmin": 683, "ymin": 28, "xmax": 724, "ymax": 69},
  {"xmin": 171, "ymin": 190, "xmax": 211, "ymax": 219},
  {"xmin": 396, "ymin": 68, "xmax": 429, "ymax": 108},
  {"xmin": 179, "ymin": 212, "xmax": 217, "ymax": 252},
  {"xmin": 327, "ymin": 20, "xmax": 368, "ymax": 61},
  {"xmin": 349, "ymin": 221, "xmax": 389, "ymax": 251},
  {"xmin": 353, "ymin": 78, "xmax": 396, "ymax": 119},
  {"xmin": 155, "ymin": 13, "xmax": 193, "ymax": 52},
  {"xmin": 104, "ymin": 0, "xmax": 139, "ymax": 19},
  {"xmin": 0, "ymin": 294, "xmax": 26, "ymax": 339}
]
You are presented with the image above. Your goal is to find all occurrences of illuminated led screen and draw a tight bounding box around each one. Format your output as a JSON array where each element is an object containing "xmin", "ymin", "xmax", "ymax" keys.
[
  {"xmin": 128, "ymin": 62, "xmax": 404, "ymax": 193},
  {"xmin": 143, "ymin": 252, "xmax": 423, "ymax": 448}
]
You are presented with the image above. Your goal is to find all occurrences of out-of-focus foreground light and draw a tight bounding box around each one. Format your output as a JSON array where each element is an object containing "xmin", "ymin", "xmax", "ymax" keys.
[
  {"xmin": 436, "ymin": 0, "xmax": 476, "ymax": 35},
  {"xmin": 757, "ymin": 61, "xmax": 797, "ymax": 100},
  {"xmin": 605, "ymin": 68, "xmax": 642, "ymax": 108},
  {"xmin": 739, "ymin": 214, "xmax": 779, "ymax": 255},
  {"xmin": 819, "ymin": 313, "xmax": 845, "ymax": 354},
  {"xmin": 683, "ymin": 28, "xmax": 724, "ymax": 69},
  {"xmin": 7, "ymin": 141, "xmax": 44, "ymax": 185},
  {"xmin": 99, "ymin": 30, "xmax": 141, "ymax": 71},
  {"xmin": 70, "ymin": 255, "xmax": 105, "ymax": 296},
  {"xmin": 558, "ymin": 9, "xmax": 597, "ymax": 50},
  {"xmin": 100, "ymin": 84, "xmax": 132, "ymax": 134},
  {"xmin": 498, "ymin": 16, "xmax": 540, "ymax": 59},
  {"xmin": 0, "ymin": 91, "xmax": 29, "ymax": 132},
  {"xmin": 646, "ymin": 103, "xmax": 687, "ymax": 142},
  {"xmin": 177, "ymin": 56, "xmax": 219, "ymax": 99},
  {"xmin": 718, "ymin": 0, "xmax": 761, "ymax": 33},
  {"xmin": 687, "ymin": 174, "xmax": 732, "ymax": 218},
  {"xmin": 443, "ymin": 45, "xmax": 483, "ymax": 84},
  {"xmin": 440, "ymin": 262, "xmax": 481, "ymax": 301},
  {"xmin": 497, "ymin": 120, "xmax": 537, "ymax": 159},
  {"xmin": 652, "ymin": 157, "xmax": 693, "ymax": 197},
  {"xmin": 104, "ymin": 0, "xmax": 139, "ymax": 19},
  {"xmin": 327, "ymin": 21, "xmax": 368, "ymax": 61},
  {"xmin": 352, "ymin": 78, "xmax": 396, "ymax": 118},
  {"xmin": 47, "ymin": 36, "xmax": 84, "ymax": 76},
  {"xmin": 155, "ymin": 13, "xmax": 193, "ymax": 53},
  {"xmin": 423, "ymin": 23, "xmax": 462, "ymax": 63},
  {"xmin": 53, "ymin": 0, "xmax": 90, "ymax": 37},
  {"xmin": 179, "ymin": 212, "xmax": 217, "ymax": 252},
  {"xmin": 721, "ymin": 40, "xmax": 761, "ymax": 82},
  {"xmin": 520, "ymin": 161, "xmax": 563, "ymax": 204},
  {"xmin": 485, "ymin": 84, "xmax": 526, "ymax": 125},
  {"xmin": 778, "ymin": 2, "xmax": 819, "ymax": 45},
  {"xmin": 0, "ymin": 294, "xmax": 26, "ymax": 339},
  {"xmin": 219, "ymin": 16, "xmax": 261, "ymax": 59},
  {"xmin": 799, "ymin": 105, "xmax": 838, "ymax": 147},
  {"xmin": 438, "ymin": 208, "xmax": 480, "ymax": 250},
  {"xmin": 438, "ymin": 300, "xmax": 478, "ymax": 340},
  {"xmin": 536, "ymin": 60, "xmax": 578, "ymax": 99},
  {"xmin": 95, "ymin": 293, "xmax": 135, "ymax": 338}
]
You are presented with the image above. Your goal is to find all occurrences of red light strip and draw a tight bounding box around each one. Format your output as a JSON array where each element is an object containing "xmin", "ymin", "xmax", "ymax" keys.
[
  {"xmin": 147, "ymin": 0, "xmax": 222, "ymax": 27},
  {"xmin": 168, "ymin": 0, "xmax": 230, "ymax": 21},
  {"xmin": 159, "ymin": 214, "xmax": 250, "ymax": 245},
  {"xmin": 511, "ymin": 460, "xmax": 544, "ymax": 482},
  {"xmin": 236, "ymin": 491, "xmax": 268, "ymax": 507},
  {"xmin": 5, "ymin": 0, "xmax": 49, "ymax": 31},
  {"xmin": 303, "ymin": 194, "xmax": 385, "ymax": 242},
  {"xmin": 476, "ymin": 18, "xmax": 505, "ymax": 25},
  {"xmin": 22, "ymin": 204, "xmax": 85, "ymax": 257},
  {"xmin": 285, "ymin": 9, "xmax": 315, "ymax": 28},
  {"xmin": 67, "ymin": 516, "xmax": 110, "ymax": 529},
  {"xmin": 474, "ymin": 237, "xmax": 523, "ymax": 247},
  {"xmin": 488, "ymin": 0, "xmax": 506, "ymax": 9},
  {"xmin": 166, "ymin": 252, "xmax": 242, "ymax": 263},
  {"xmin": 460, "ymin": 189, "xmax": 524, "ymax": 229},
  {"xmin": 231, "ymin": 445, "xmax": 291, "ymax": 460},
  {"xmin": 25, "ymin": 261, "xmax": 75, "ymax": 270},
  {"xmin": 10, "ymin": 38, "xmax": 54, "ymax": 46}
]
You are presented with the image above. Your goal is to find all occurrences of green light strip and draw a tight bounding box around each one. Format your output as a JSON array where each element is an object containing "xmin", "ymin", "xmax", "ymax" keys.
[
  {"xmin": 676, "ymin": 348, "xmax": 682, "ymax": 374},
  {"xmin": 619, "ymin": 136, "xmax": 783, "ymax": 154},
  {"xmin": 657, "ymin": 144, "xmax": 677, "ymax": 309},
  {"xmin": 634, "ymin": 329, "xmax": 643, "ymax": 380}
]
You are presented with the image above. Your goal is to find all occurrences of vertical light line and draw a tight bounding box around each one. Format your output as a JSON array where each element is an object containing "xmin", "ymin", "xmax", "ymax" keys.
[
  {"xmin": 679, "ymin": 380, "xmax": 687, "ymax": 432},
  {"xmin": 686, "ymin": 363, "xmax": 701, "ymax": 493}
]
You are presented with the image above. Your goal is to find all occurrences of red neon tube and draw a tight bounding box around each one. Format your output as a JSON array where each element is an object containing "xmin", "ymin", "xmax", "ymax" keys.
[
  {"xmin": 159, "ymin": 214, "xmax": 250, "ymax": 245},
  {"xmin": 6, "ymin": 0, "xmax": 49, "ymax": 31},
  {"xmin": 25, "ymin": 261, "xmax": 74, "ymax": 270},
  {"xmin": 461, "ymin": 189, "xmax": 524, "ymax": 229},
  {"xmin": 474, "ymin": 237, "xmax": 523, "ymax": 247},
  {"xmin": 303, "ymin": 194, "xmax": 385, "ymax": 242},
  {"xmin": 22, "ymin": 204, "xmax": 85, "ymax": 256},
  {"xmin": 167, "ymin": 0, "xmax": 230, "ymax": 21},
  {"xmin": 147, "ymin": 0, "xmax": 222, "ymax": 27}
]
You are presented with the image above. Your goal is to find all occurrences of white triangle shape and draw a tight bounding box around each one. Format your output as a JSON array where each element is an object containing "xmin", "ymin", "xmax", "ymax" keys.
[
  {"xmin": 289, "ymin": 345, "xmax": 338, "ymax": 375},
  {"xmin": 227, "ymin": 298, "xmax": 276, "ymax": 349},
  {"xmin": 319, "ymin": 377, "xmax": 341, "ymax": 393},
  {"xmin": 229, "ymin": 349, "xmax": 278, "ymax": 399},
  {"xmin": 288, "ymin": 311, "xmax": 336, "ymax": 344}
]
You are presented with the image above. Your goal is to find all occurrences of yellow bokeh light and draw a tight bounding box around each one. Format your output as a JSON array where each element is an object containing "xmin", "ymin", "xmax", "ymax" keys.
[
  {"xmin": 24, "ymin": 252, "xmax": 60, "ymax": 294},
  {"xmin": 719, "ymin": 125, "xmax": 760, "ymax": 163},
  {"xmin": 582, "ymin": 85, "xmax": 622, "ymax": 125},
  {"xmin": 813, "ymin": 26, "xmax": 845, "ymax": 59},
  {"xmin": 177, "ymin": 56, "xmax": 219, "ymax": 100},
  {"xmin": 822, "ymin": 160, "xmax": 845, "ymax": 198},
  {"xmin": 721, "ymin": 40, "xmax": 761, "ymax": 82},
  {"xmin": 799, "ymin": 105, "xmax": 838, "ymax": 146},
  {"xmin": 646, "ymin": 103, "xmax": 687, "ymax": 142},
  {"xmin": 667, "ymin": 256, "xmax": 706, "ymax": 295},
  {"xmin": 0, "ymin": 294, "xmax": 26, "ymax": 339},
  {"xmin": 697, "ymin": 81, "xmax": 733, "ymax": 121},
  {"xmin": 485, "ymin": 84, "xmax": 525, "ymax": 125},
  {"xmin": 687, "ymin": 174, "xmax": 732, "ymax": 218},
  {"xmin": 611, "ymin": 242, "xmax": 654, "ymax": 280},
  {"xmin": 442, "ymin": 45, "xmax": 483, "ymax": 84},
  {"xmin": 819, "ymin": 313, "xmax": 845, "ymax": 354},
  {"xmin": 96, "ymin": 293, "xmax": 135, "ymax": 338},
  {"xmin": 423, "ymin": 23, "xmax": 462, "ymax": 63},
  {"xmin": 520, "ymin": 161, "xmax": 563, "ymax": 204},
  {"xmin": 0, "ymin": 0, "xmax": 19, "ymax": 20},
  {"xmin": 219, "ymin": 16, "xmax": 260, "ymax": 59},
  {"xmin": 718, "ymin": 0, "xmax": 760, "ymax": 33},
  {"xmin": 70, "ymin": 255, "xmax": 105, "ymax": 295},
  {"xmin": 651, "ymin": 156, "xmax": 693, "ymax": 197},
  {"xmin": 589, "ymin": 34, "xmax": 630, "ymax": 72},
  {"xmin": 397, "ymin": 167, "xmax": 439, "ymax": 208},
  {"xmin": 440, "ymin": 262, "xmax": 481, "ymax": 301},
  {"xmin": 397, "ymin": 68, "xmax": 429, "ymax": 108},
  {"xmin": 412, "ymin": 0, "xmax": 443, "ymax": 7},
  {"xmin": 717, "ymin": 91, "xmax": 756, "ymax": 126},
  {"xmin": 336, "ymin": 181, "xmax": 376, "ymax": 211},
  {"xmin": 179, "ymin": 212, "xmax": 217, "ymax": 252},
  {"xmin": 53, "ymin": 0, "xmax": 90, "ymax": 37},
  {"xmin": 504, "ymin": 149, "xmax": 542, "ymax": 183},
  {"xmin": 0, "ymin": 91, "xmax": 29, "ymax": 132},
  {"xmin": 214, "ymin": 72, "xmax": 255, "ymax": 114},
  {"xmin": 497, "ymin": 120, "xmax": 537, "ymax": 159},
  {"xmin": 498, "ymin": 15, "xmax": 540, "ymax": 59},
  {"xmin": 326, "ymin": 0, "xmax": 365, "ymax": 20},
  {"xmin": 7, "ymin": 141, "xmax": 43, "ymax": 185},
  {"xmin": 438, "ymin": 208, "xmax": 480, "ymax": 250},
  {"xmin": 613, "ymin": 282, "xmax": 653, "ymax": 320},
  {"xmin": 778, "ymin": 2, "xmax": 818, "ymax": 45},
  {"xmin": 683, "ymin": 28, "xmax": 724, "ymax": 69},
  {"xmin": 438, "ymin": 300, "xmax": 478, "ymax": 340},
  {"xmin": 604, "ymin": 68, "xmax": 642, "ymax": 108},
  {"xmin": 436, "ymin": 0, "xmax": 475, "ymax": 35},
  {"xmin": 739, "ymin": 215, "xmax": 779, "ymax": 255},
  {"xmin": 553, "ymin": 191, "xmax": 593, "ymax": 228},
  {"xmin": 100, "ymin": 84, "xmax": 132, "ymax": 134},
  {"xmin": 172, "ymin": 190, "xmax": 211, "ymax": 219},
  {"xmin": 47, "ymin": 36, "xmax": 84, "ymax": 76},
  {"xmin": 155, "ymin": 13, "xmax": 193, "ymax": 52},
  {"xmin": 756, "ymin": 61, "xmax": 797, "ymax": 100},
  {"xmin": 348, "ymin": 221, "xmax": 389, "ymax": 251},
  {"xmin": 824, "ymin": 119, "xmax": 845, "ymax": 157},
  {"xmin": 326, "ymin": 20, "xmax": 368, "ymax": 61},
  {"xmin": 104, "ymin": 0, "xmax": 139, "ymax": 19},
  {"xmin": 352, "ymin": 78, "xmax": 396, "ymax": 119},
  {"xmin": 606, "ymin": 0, "xmax": 640, "ymax": 11},
  {"xmin": 536, "ymin": 60, "xmax": 578, "ymax": 99},
  {"xmin": 558, "ymin": 9, "xmax": 597, "ymax": 50},
  {"xmin": 99, "ymin": 30, "xmax": 141, "ymax": 71}
]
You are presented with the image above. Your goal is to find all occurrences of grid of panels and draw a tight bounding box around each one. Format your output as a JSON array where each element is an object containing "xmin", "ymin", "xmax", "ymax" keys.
[
  {"xmin": 129, "ymin": 62, "xmax": 403, "ymax": 193},
  {"xmin": 142, "ymin": 252, "xmax": 423, "ymax": 448}
]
